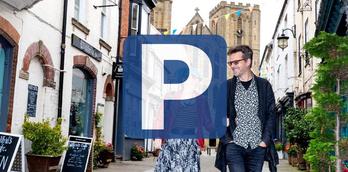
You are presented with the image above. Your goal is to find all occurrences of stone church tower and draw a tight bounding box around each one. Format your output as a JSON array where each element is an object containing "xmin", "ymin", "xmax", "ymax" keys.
[
  {"xmin": 209, "ymin": 1, "xmax": 261, "ymax": 76},
  {"xmin": 150, "ymin": 0, "xmax": 173, "ymax": 33}
]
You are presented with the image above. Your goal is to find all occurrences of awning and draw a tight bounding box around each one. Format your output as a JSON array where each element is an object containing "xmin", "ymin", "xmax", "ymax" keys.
[{"xmin": 295, "ymin": 92, "xmax": 311, "ymax": 103}]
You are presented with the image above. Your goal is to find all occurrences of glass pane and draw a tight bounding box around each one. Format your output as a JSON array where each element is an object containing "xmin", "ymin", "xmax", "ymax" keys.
[
  {"xmin": 131, "ymin": 3, "xmax": 138, "ymax": 32},
  {"xmin": 102, "ymin": 0, "xmax": 106, "ymax": 12},
  {"xmin": 70, "ymin": 68, "xmax": 90, "ymax": 137},
  {"xmin": 101, "ymin": 13, "xmax": 106, "ymax": 38},
  {"xmin": 74, "ymin": 0, "xmax": 80, "ymax": 20},
  {"xmin": 0, "ymin": 43, "xmax": 5, "ymax": 113}
]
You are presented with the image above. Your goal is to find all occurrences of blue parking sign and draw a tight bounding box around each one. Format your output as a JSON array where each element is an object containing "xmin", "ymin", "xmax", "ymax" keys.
[{"xmin": 123, "ymin": 35, "xmax": 227, "ymax": 139}]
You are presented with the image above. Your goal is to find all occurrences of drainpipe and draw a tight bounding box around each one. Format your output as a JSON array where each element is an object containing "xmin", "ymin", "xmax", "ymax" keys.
[
  {"xmin": 112, "ymin": 0, "xmax": 123, "ymax": 160},
  {"xmin": 58, "ymin": 0, "xmax": 68, "ymax": 118}
]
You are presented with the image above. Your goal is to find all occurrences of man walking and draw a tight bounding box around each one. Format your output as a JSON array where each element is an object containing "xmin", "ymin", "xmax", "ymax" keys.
[{"xmin": 216, "ymin": 45, "xmax": 276, "ymax": 172}]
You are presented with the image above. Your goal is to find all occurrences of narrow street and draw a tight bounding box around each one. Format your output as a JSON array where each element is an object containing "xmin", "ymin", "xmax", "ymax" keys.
[{"xmin": 95, "ymin": 151, "xmax": 300, "ymax": 172}]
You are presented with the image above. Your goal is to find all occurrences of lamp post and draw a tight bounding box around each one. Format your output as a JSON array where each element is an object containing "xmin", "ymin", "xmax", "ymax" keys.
[{"xmin": 277, "ymin": 25, "xmax": 296, "ymax": 50}]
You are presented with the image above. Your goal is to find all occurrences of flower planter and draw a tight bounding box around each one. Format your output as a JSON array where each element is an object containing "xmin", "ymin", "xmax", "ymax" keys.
[
  {"xmin": 291, "ymin": 157, "xmax": 298, "ymax": 167},
  {"xmin": 96, "ymin": 150, "xmax": 114, "ymax": 168},
  {"xmin": 26, "ymin": 154, "xmax": 61, "ymax": 172},
  {"xmin": 288, "ymin": 156, "xmax": 292, "ymax": 165},
  {"xmin": 297, "ymin": 151, "xmax": 306, "ymax": 170},
  {"xmin": 130, "ymin": 144, "xmax": 145, "ymax": 161},
  {"xmin": 153, "ymin": 148, "xmax": 160, "ymax": 157},
  {"xmin": 277, "ymin": 151, "xmax": 284, "ymax": 159}
]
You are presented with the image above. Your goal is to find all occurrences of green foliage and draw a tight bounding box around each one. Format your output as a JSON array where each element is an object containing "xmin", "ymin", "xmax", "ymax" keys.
[
  {"xmin": 303, "ymin": 32, "xmax": 348, "ymax": 61},
  {"xmin": 22, "ymin": 116, "xmax": 67, "ymax": 157},
  {"xmin": 305, "ymin": 107, "xmax": 335, "ymax": 141},
  {"xmin": 304, "ymin": 139, "xmax": 336, "ymax": 172},
  {"xmin": 288, "ymin": 145, "xmax": 298, "ymax": 156},
  {"xmin": 275, "ymin": 143, "xmax": 283, "ymax": 151},
  {"xmin": 93, "ymin": 112, "xmax": 108, "ymax": 167},
  {"xmin": 303, "ymin": 32, "xmax": 348, "ymax": 171},
  {"xmin": 339, "ymin": 138, "xmax": 348, "ymax": 159},
  {"xmin": 93, "ymin": 112, "xmax": 113, "ymax": 168},
  {"xmin": 284, "ymin": 107, "xmax": 312, "ymax": 148},
  {"xmin": 93, "ymin": 141, "xmax": 113, "ymax": 168}
]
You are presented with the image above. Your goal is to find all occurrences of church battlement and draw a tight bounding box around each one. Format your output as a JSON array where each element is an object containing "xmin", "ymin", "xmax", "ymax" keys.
[{"xmin": 209, "ymin": 1, "xmax": 260, "ymax": 17}]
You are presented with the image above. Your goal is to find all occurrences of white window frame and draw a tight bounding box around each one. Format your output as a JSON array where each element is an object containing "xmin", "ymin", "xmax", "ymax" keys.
[
  {"xmin": 74, "ymin": 0, "xmax": 86, "ymax": 22},
  {"xmin": 100, "ymin": 0, "xmax": 108, "ymax": 39},
  {"xmin": 131, "ymin": 3, "xmax": 140, "ymax": 35}
]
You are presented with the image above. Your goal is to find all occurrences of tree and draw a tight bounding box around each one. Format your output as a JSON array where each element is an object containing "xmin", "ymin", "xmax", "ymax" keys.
[
  {"xmin": 284, "ymin": 107, "xmax": 312, "ymax": 149},
  {"xmin": 304, "ymin": 32, "xmax": 348, "ymax": 172}
]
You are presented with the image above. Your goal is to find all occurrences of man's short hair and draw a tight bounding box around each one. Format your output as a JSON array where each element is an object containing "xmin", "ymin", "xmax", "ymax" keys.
[{"xmin": 227, "ymin": 45, "xmax": 253, "ymax": 67}]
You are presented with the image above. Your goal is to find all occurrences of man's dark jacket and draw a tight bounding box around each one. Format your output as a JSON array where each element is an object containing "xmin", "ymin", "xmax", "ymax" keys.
[{"xmin": 215, "ymin": 76, "xmax": 277, "ymax": 172}]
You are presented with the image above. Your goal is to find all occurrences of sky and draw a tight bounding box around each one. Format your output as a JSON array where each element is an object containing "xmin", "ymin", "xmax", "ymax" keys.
[{"xmin": 171, "ymin": 0, "xmax": 284, "ymax": 61}]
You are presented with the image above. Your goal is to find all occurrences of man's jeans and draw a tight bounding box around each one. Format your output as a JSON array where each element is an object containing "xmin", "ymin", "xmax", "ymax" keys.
[{"xmin": 226, "ymin": 142, "xmax": 266, "ymax": 172}]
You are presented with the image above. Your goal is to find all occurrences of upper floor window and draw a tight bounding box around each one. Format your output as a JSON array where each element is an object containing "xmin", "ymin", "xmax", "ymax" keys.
[
  {"xmin": 304, "ymin": 18, "xmax": 309, "ymax": 43},
  {"xmin": 131, "ymin": 3, "xmax": 140, "ymax": 35},
  {"xmin": 74, "ymin": 0, "xmax": 86, "ymax": 22},
  {"xmin": 298, "ymin": 34, "xmax": 302, "ymax": 76},
  {"xmin": 100, "ymin": 0, "xmax": 108, "ymax": 39}
]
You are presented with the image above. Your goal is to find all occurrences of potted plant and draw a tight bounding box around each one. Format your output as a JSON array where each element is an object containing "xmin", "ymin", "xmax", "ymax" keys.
[
  {"xmin": 340, "ymin": 139, "xmax": 348, "ymax": 172},
  {"xmin": 93, "ymin": 141, "xmax": 114, "ymax": 168},
  {"xmin": 22, "ymin": 116, "xmax": 67, "ymax": 172},
  {"xmin": 284, "ymin": 107, "xmax": 312, "ymax": 169},
  {"xmin": 93, "ymin": 112, "xmax": 114, "ymax": 168},
  {"xmin": 275, "ymin": 142, "xmax": 284, "ymax": 159},
  {"xmin": 287, "ymin": 145, "xmax": 298, "ymax": 166},
  {"xmin": 130, "ymin": 144, "xmax": 145, "ymax": 161}
]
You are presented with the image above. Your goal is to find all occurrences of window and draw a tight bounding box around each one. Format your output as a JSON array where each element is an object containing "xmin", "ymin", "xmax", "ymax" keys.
[
  {"xmin": 100, "ymin": 0, "xmax": 108, "ymax": 39},
  {"xmin": 0, "ymin": 42, "xmax": 5, "ymax": 122},
  {"xmin": 74, "ymin": 0, "xmax": 80, "ymax": 19},
  {"xmin": 315, "ymin": 0, "xmax": 319, "ymax": 22},
  {"xmin": 131, "ymin": 3, "xmax": 139, "ymax": 35},
  {"xmin": 74, "ymin": 0, "xmax": 85, "ymax": 22},
  {"xmin": 304, "ymin": 19, "xmax": 310, "ymax": 66},
  {"xmin": 304, "ymin": 18, "xmax": 309, "ymax": 43},
  {"xmin": 70, "ymin": 68, "xmax": 93, "ymax": 137},
  {"xmin": 0, "ymin": 35, "xmax": 12, "ymax": 130},
  {"xmin": 298, "ymin": 34, "xmax": 302, "ymax": 76},
  {"xmin": 237, "ymin": 17, "xmax": 242, "ymax": 45},
  {"xmin": 342, "ymin": 96, "xmax": 348, "ymax": 138}
]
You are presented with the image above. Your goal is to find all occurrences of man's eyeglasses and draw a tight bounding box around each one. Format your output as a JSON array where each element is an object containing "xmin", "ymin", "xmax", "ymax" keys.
[{"xmin": 227, "ymin": 58, "xmax": 245, "ymax": 66}]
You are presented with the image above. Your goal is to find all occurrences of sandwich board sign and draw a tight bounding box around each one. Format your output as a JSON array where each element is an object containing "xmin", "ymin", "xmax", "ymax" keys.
[
  {"xmin": 0, "ymin": 132, "xmax": 25, "ymax": 172},
  {"xmin": 61, "ymin": 136, "xmax": 92, "ymax": 172}
]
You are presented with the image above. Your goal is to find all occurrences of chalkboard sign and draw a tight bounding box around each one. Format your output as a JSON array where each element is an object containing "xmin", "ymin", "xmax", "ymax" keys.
[
  {"xmin": 27, "ymin": 84, "xmax": 38, "ymax": 117},
  {"xmin": 0, "ymin": 132, "xmax": 24, "ymax": 172},
  {"xmin": 61, "ymin": 136, "xmax": 92, "ymax": 172}
]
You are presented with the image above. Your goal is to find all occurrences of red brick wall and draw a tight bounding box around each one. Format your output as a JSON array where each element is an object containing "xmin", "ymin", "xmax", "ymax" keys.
[
  {"xmin": 20, "ymin": 41, "xmax": 56, "ymax": 88},
  {"xmin": 118, "ymin": 0, "xmax": 130, "ymax": 58},
  {"xmin": 103, "ymin": 75, "xmax": 115, "ymax": 101},
  {"xmin": 0, "ymin": 16, "xmax": 20, "ymax": 132}
]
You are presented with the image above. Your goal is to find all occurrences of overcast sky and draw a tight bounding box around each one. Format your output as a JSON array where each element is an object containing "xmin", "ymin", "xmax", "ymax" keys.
[{"xmin": 171, "ymin": 0, "xmax": 284, "ymax": 60}]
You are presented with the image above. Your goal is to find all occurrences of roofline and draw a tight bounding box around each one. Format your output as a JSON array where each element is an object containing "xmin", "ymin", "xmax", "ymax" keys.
[{"xmin": 271, "ymin": 0, "xmax": 288, "ymax": 39}]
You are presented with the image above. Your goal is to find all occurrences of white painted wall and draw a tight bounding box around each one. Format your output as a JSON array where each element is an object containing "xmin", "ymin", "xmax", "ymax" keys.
[
  {"xmin": 0, "ymin": 0, "xmax": 63, "ymax": 134},
  {"xmin": 268, "ymin": 0, "xmax": 296, "ymax": 101},
  {"xmin": 1, "ymin": 0, "xmax": 119, "ymax": 142},
  {"xmin": 294, "ymin": 0, "xmax": 322, "ymax": 103},
  {"xmin": 62, "ymin": 0, "xmax": 119, "ymax": 139}
]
